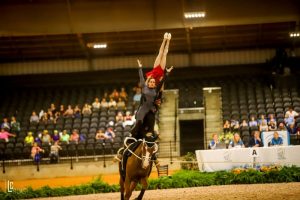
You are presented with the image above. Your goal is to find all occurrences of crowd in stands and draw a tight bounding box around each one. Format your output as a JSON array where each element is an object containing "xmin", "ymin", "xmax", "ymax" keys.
[
  {"xmin": 0, "ymin": 86, "xmax": 142, "ymax": 162},
  {"xmin": 209, "ymin": 106, "xmax": 300, "ymax": 149}
]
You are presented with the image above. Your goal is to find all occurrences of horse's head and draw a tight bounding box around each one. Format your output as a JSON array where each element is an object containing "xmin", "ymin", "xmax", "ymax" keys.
[{"xmin": 141, "ymin": 139, "xmax": 158, "ymax": 169}]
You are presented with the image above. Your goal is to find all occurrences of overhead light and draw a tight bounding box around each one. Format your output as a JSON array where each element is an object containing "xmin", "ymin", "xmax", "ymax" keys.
[
  {"xmin": 289, "ymin": 32, "xmax": 300, "ymax": 38},
  {"xmin": 87, "ymin": 43, "xmax": 107, "ymax": 49},
  {"xmin": 184, "ymin": 11, "xmax": 205, "ymax": 19}
]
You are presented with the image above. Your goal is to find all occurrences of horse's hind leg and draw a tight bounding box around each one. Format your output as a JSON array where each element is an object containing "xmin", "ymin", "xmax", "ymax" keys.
[{"xmin": 135, "ymin": 178, "xmax": 148, "ymax": 200}]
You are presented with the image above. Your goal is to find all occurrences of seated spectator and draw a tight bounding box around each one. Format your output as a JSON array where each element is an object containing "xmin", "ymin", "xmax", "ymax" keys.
[
  {"xmin": 64, "ymin": 105, "xmax": 74, "ymax": 118},
  {"xmin": 24, "ymin": 132, "xmax": 34, "ymax": 146},
  {"xmin": 69, "ymin": 129, "xmax": 80, "ymax": 144},
  {"xmin": 82, "ymin": 103, "xmax": 92, "ymax": 116},
  {"xmin": 92, "ymin": 98, "xmax": 101, "ymax": 110},
  {"xmin": 49, "ymin": 141, "xmax": 61, "ymax": 164},
  {"xmin": 208, "ymin": 133, "xmax": 220, "ymax": 150},
  {"xmin": 104, "ymin": 127, "xmax": 116, "ymax": 142},
  {"xmin": 119, "ymin": 87, "xmax": 128, "ymax": 101},
  {"xmin": 123, "ymin": 111, "xmax": 134, "ymax": 127},
  {"xmin": 74, "ymin": 105, "xmax": 81, "ymax": 118},
  {"xmin": 117, "ymin": 98, "xmax": 126, "ymax": 110},
  {"xmin": 108, "ymin": 98, "xmax": 117, "ymax": 108},
  {"xmin": 223, "ymin": 120, "xmax": 230, "ymax": 133},
  {"xmin": 34, "ymin": 133, "xmax": 42, "ymax": 146},
  {"xmin": 79, "ymin": 132, "xmax": 86, "ymax": 143},
  {"xmin": 132, "ymin": 87, "xmax": 142, "ymax": 108},
  {"xmin": 30, "ymin": 111, "xmax": 39, "ymax": 124},
  {"xmin": 110, "ymin": 89, "xmax": 119, "ymax": 100},
  {"xmin": 268, "ymin": 114, "xmax": 277, "ymax": 126},
  {"xmin": 249, "ymin": 116, "xmax": 258, "ymax": 127},
  {"xmin": 269, "ymin": 121, "xmax": 277, "ymax": 131},
  {"xmin": 0, "ymin": 128, "xmax": 15, "ymax": 142},
  {"xmin": 31, "ymin": 142, "xmax": 44, "ymax": 162},
  {"xmin": 39, "ymin": 110, "xmax": 45, "ymax": 119},
  {"xmin": 10, "ymin": 116, "xmax": 20, "ymax": 134},
  {"xmin": 101, "ymin": 98, "xmax": 109, "ymax": 108},
  {"xmin": 95, "ymin": 129, "xmax": 106, "ymax": 141},
  {"xmin": 1, "ymin": 118, "xmax": 10, "ymax": 130},
  {"xmin": 249, "ymin": 131, "xmax": 263, "ymax": 147},
  {"xmin": 278, "ymin": 122, "xmax": 287, "ymax": 131},
  {"xmin": 59, "ymin": 105, "xmax": 65, "ymax": 115},
  {"xmin": 60, "ymin": 130, "xmax": 70, "ymax": 144},
  {"xmin": 240, "ymin": 120, "xmax": 249, "ymax": 128},
  {"xmin": 52, "ymin": 130, "xmax": 60, "ymax": 143},
  {"xmin": 258, "ymin": 115, "xmax": 267, "ymax": 126},
  {"xmin": 41, "ymin": 130, "xmax": 51, "ymax": 145},
  {"xmin": 116, "ymin": 111, "xmax": 124, "ymax": 123},
  {"xmin": 41, "ymin": 113, "xmax": 50, "ymax": 125},
  {"xmin": 269, "ymin": 131, "xmax": 283, "ymax": 146},
  {"xmin": 259, "ymin": 121, "xmax": 269, "ymax": 132},
  {"xmin": 50, "ymin": 103, "xmax": 57, "ymax": 116},
  {"xmin": 230, "ymin": 119, "xmax": 239, "ymax": 133},
  {"xmin": 228, "ymin": 133, "xmax": 245, "ymax": 148}
]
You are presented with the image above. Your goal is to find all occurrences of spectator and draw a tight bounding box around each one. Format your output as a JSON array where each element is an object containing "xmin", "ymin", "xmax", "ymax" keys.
[
  {"xmin": 41, "ymin": 130, "xmax": 51, "ymax": 145},
  {"xmin": 92, "ymin": 98, "xmax": 101, "ymax": 109},
  {"xmin": 34, "ymin": 133, "xmax": 42, "ymax": 146},
  {"xmin": 63, "ymin": 105, "xmax": 74, "ymax": 118},
  {"xmin": 49, "ymin": 141, "xmax": 61, "ymax": 164},
  {"xmin": 31, "ymin": 142, "xmax": 44, "ymax": 162},
  {"xmin": 117, "ymin": 98, "xmax": 126, "ymax": 110},
  {"xmin": 119, "ymin": 87, "xmax": 128, "ymax": 101},
  {"xmin": 249, "ymin": 116, "xmax": 258, "ymax": 127},
  {"xmin": 230, "ymin": 119, "xmax": 239, "ymax": 133},
  {"xmin": 285, "ymin": 106, "xmax": 299, "ymax": 119},
  {"xmin": 108, "ymin": 98, "xmax": 117, "ymax": 108},
  {"xmin": 259, "ymin": 121, "xmax": 269, "ymax": 132},
  {"xmin": 74, "ymin": 105, "xmax": 81, "ymax": 118},
  {"xmin": 95, "ymin": 129, "xmax": 106, "ymax": 141},
  {"xmin": 240, "ymin": 120, "xmax": 248, "ymax": 128},
  {"xmin": 79, "ymin": 132, "xmax": 86, "ymax": 143},
  {"xmin": 69, "ymin": 129, "xmax": 80, "ymax": 144},
  {"xmin": 101, "ymin": 98, "xmax": 109, "ymax": 108},
  {"xmin": 24, "ymin": 132, "xmax": 34, "ymax": 146},
  {"xmin": 104, "ymin": 127, "xmax": 116, "ymax": 142},
  {"xmin": 110, "ymin": 89, "xmax": 119, "ymax": 100},
  {"xmin": 52, "ymin": 130, "xmax": 60, "ymax": 143},
  {"xmin": 228, "ymin": 133, "xmax": 245, "ymax": 148},
  {"xmin": 50, "ymin": 103, "xmax": 57, "ymax": 115},
  {"xmin": 116, "ymin": 111, "xmax": 124, "ymax": 123},
  {"xmin": 30, "ymin": 111, "xmax": 39, "ymax": 124},
  {"xmin": 39, "ymin": 110, "xmax": 45, "ymax": 119},
  {"xmin": 1, "ymin": 118, "xmax": 10, "ymax": 130},
  {"xmin": 41, "ymin": 113, "xmax": 50, "ymax": 124},
  {"xmin": 269, "ymin": 121, "xmax": 277, "ymax": 131},
  {"xmin": 59, "ymin": 105, "xmax": 65, "ymax": 115},
  {"xmin": 133, "ymin": 87, "xmax": 142, "ymax": 108},
  {"xmin": 268, "ymin": 114, "xmax": 277, "ymax": 126},
  {"xmin": 269, "ymin": 131, "xmax": 283, "ymax": 146},
  {"xmin": 82, "ymin": 103, "xmax": 92, "ymax": 116},
  {"xmin": 223, "ymin": 120, "xmax": 230, "ymax": 133},
  {"xmin": 0, "ymin": 128, "xmax": 15, "ymax": 142},
  {"xmin": 60, "ymin": 130, "xmax": 70, "ymax": 144},
  {"xmin": 208, "ymin": 133, "xmax": 220, "ymax": 150},
  {"xmin": 278, "ymin": 122, "xmax": 287, "ymax": 131},
  {"xmin": 249, "ymin": 131, "xmax": 263, "ymax": 147},
  {"xmin": 10, "ymin": 116, "xmax": 20, "ymax": 134},
  {"xmin": 123, "ymin": 111, "xmax": 134, "ymax": 127},
  {"xmin": 258, "ymin": 115, "xmax": 267, "ymax": 126}
]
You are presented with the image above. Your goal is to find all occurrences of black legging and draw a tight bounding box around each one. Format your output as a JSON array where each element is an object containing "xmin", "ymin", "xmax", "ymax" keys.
[{"xmin": 131, "ymin": 111, "xmax": 156, "ymax": 140}]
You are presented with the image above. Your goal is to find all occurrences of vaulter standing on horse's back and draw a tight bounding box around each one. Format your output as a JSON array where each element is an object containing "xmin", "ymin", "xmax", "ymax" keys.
[{"xmin": 131, "ymin": 59, "xmax": 173, "ymax": 140}]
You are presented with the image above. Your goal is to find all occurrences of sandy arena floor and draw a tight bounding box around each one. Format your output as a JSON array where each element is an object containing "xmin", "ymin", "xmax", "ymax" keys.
[{"xmin": 34, "ymin": 182, "xmax": 300, "ymax": 200}]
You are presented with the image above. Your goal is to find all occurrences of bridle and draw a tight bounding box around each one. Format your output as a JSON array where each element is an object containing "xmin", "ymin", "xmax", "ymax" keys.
[{"xmin": 123, "ymin": 137, "xmax": 158, "ymax": 166}]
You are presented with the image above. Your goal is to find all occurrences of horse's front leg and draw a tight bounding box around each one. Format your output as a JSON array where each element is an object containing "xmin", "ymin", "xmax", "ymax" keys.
[
  {"xmin": 124, "ymin": 177, "xmax": 137, "ymax": 200},
  {"xmin": 135, "ymin": 177, "xmax": 148, "ymax": 200},
  {"xmin": 120, "ymin": 177, "xmax": 125, "ymax": 200}
]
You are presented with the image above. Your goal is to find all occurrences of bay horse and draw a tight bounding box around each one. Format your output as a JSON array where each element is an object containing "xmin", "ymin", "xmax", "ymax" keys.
[{"xmin": 119, "ymin": 137, "xmax": 158, "ymax": 200}]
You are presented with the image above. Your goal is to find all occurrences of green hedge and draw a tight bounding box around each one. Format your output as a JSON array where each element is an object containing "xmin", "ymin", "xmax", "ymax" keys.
[{"xmin": 1, "ymin": 166, "xmax": 300, "ymax": 199}]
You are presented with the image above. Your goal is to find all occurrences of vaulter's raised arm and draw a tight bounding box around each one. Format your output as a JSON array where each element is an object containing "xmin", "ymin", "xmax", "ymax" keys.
[{"xmin": 137, "ymin": 59, "xmax": 145, "ymax": 87}]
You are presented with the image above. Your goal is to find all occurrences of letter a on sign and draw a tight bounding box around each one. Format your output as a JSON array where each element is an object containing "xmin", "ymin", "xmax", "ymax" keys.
[{"xmin": 250, "ymin": 149, "xmax": 259, "ymax": 157}]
